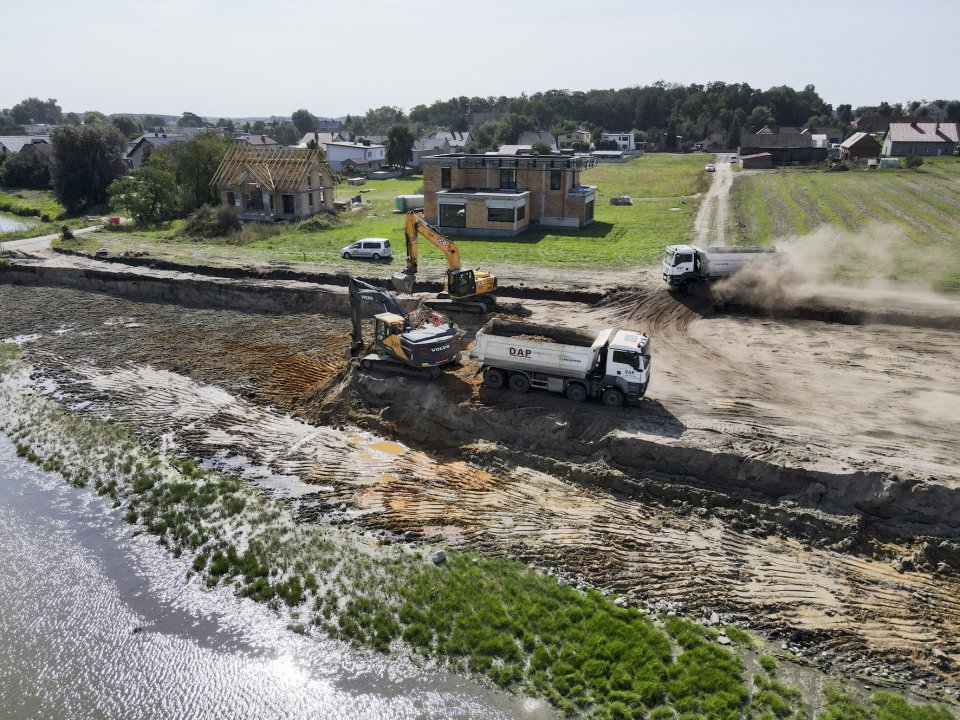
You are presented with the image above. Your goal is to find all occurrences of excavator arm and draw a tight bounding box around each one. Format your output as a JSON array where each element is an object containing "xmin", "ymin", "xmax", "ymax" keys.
[
  {"xmin": 392, "ymin": 212, "xmax": 463, "ymax": 294},
  {"xmin": 348, "ymin": 277, "xmax": 406, "ymax": 354}
]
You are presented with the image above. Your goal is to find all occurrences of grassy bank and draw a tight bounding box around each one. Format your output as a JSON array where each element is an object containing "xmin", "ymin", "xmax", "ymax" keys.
[
  {"xmin": 0, "ymin": 347, "xmax": 953, "ymax": 720},
  {"xmin": 0, "ymin": 187, "xmax": 67, "ymax": 221},
  {"xmin": 728, "ymin": 158, "xmax": 960, "ymax": 291},
  {"xmin": 58, "ymin": 155, "xmax": 705, "ymax": 271}
]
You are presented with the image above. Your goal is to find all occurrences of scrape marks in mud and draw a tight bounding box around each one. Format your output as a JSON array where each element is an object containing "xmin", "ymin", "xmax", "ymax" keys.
[{"xmin": 26, "ymin": 360, "xmax": 960, "ymax": 674}]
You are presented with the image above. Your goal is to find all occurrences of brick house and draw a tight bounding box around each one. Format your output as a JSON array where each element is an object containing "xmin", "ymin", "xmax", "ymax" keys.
[
  {"xmin": 738, "ymin": 133, "xmax": 827, "ymax": 165},
  {"xmin": 212, "ymin": 146, "xmax": 334, "ymax": 221},
  {"xmin": 420, "ymin": 153, "xmax": 597, "ymax": 237}
]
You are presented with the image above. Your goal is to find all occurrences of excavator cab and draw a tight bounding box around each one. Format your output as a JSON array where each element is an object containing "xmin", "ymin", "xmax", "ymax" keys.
[{"xmin": 447, "ymin": 269, "xmax": 477, "ymax": 298}]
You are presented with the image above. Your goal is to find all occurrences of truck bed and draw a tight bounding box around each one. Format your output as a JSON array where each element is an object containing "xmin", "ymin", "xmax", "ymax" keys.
[{"xmin": 470, "ymin": 319, "xmax": 605, "ymax": 379}]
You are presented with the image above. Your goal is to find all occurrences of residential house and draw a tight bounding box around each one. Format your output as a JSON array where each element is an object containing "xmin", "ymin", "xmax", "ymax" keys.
[
  {"xmin": 851, "ymin": 115, "xmax": 922, "ymax": 135},
  {"xmin": 839, "ymin": 132, "xmax": 881, "ymax": 160},
  {"xmin": 125, "ymin": 132, "xmax": 189, "ymax": 169},
  {"xmin": 211, "ymin": 146, "xmax": 334, "ymax": 221},
  {"xmin": 420, "ymin": 153, "xmax": 597, "ymax": 237},
  {"xmin": 700, "ymin": 131, "xmax": 726, "ymax": 151},
  {"xmin": 738, "ymin": 133, "xmax": 827, "ymax": 164},
  {"xmin": 494, "ymin": 144, "xmax": 533, "ymax": 155},
  {"xmin": 317, "ymin": 117, "xmax": 343, "ymax": 132},
  {"xmin": 324, "ymin": 140, "xmax": 386, "ymax": 172},
  {"xmin": 0, "ymin": 136, "xmax": 49, "ymax": 155},
  {"xmin": 236, "ymin": 134, "xmax": 278, "ymax": 147},
  {"xmin": 517, "ymin": 130, "xmax": 557, "ymax": 150},
  {"xmin": 410, "ymin": 136, "xmax": 451, "ymax": 171},
  {"xmin": 420, "ymin": 128, "xmax": 472, "ymax": 153},
  {"xmin": 882, "ymin": 122, "xmax": 959, "ymax": 157},
  {"xmin": 756, "ymin": 125, "xmax": 804, "ymax": 135},
  {"xmin": 557, "ymin": 128, "xmax": 591, "ymax": 149},
  {"xmin": 803, "ymin": 126, "xmax": 843, "ymax": 146},
  {"xmin": 591, "ymin": 150, "xmax": 627, "ymax": 163},
  {"xmin": 917, "ymin": 102, "xmax": 947, "ymax": 121},
  {"xmin": 297, "ymin": 131, "xmax": 347, "ymax": 148},
  {"xmin": 600, "ymin": 132, "xmax": 635, "ymax": 151}
]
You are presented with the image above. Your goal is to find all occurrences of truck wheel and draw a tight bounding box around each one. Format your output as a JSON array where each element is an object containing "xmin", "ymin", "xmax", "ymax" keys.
[
  {"xmin": 601, "ymin": 387, "xmax": 624, "ymax": 407},
  {"xmin": 565, "ymin": 383, "xmax": 588, "ymax": 402},
  {"xmin": 508, "ymin": 373, "xmax": 530, "ymax": 393},
  {"xmin": 483, "ymin": 368, "xmax": 505, "ymax": 389}
]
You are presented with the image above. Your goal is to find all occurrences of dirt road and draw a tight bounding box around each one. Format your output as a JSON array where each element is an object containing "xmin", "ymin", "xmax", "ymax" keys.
[{"xmin": 692, "ymin": 155, "xmax": 734, "ymax": 244}]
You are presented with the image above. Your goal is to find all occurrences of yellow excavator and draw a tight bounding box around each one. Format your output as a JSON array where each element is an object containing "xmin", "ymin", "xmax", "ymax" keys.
[{"xmin": 391, "ymin": 211, "xmax": 497, "ymax": 314}]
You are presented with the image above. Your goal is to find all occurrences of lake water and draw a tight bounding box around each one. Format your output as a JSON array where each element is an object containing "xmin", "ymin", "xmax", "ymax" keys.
[
  {"xmin": 0, "ymin": 435, "xmax": 552, "ymax": 720},
  {"xmin": 0, "ymin": 212, "xmax": 37, "ymax": 233}
]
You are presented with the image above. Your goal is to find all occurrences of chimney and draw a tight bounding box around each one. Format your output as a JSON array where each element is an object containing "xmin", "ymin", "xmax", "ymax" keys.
[{"xmin": 261, "ymin": 135, "xmax": 266, "ymax": 143}]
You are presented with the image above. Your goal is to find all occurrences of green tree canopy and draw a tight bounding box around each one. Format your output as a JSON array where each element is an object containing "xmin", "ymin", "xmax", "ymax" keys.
[
  {"xmin": 494, "ymin": 113, "xmax": 536, "ymax": 146},
  {"xmin": 9, "ymin": 97, "xmax": 62, "ymax": 125},
  {"xmin": 142, "ymin": 115, "xmax": 168, "ymax": 130},
  {"xmin": 111, "ymin": 115, "xmax": 144, "ymax": 139},
  {"xmin": 178, "ymin": 111, "xmax": 206, "ymax": 128},
  {"xmin": 51, "ymin": 123, "xmax": 128, "ymax": 213},
  {"xmin": 291, "ymin": 109, "xmax": 320, "ymax": 136},
  {"xmin": 108, "ymin": 157, "xmax": 179, "ymax": 225},
  {"xmin": 155, "ymin": 132, "xmax": 233, "ymax": 211},
  {"xmin": 0, "ymin": 145, "xmax": 52, "ymax": 189},
  {"xmin": 386, "ymin": 125, "xmax": 415, "ymax": 167}
]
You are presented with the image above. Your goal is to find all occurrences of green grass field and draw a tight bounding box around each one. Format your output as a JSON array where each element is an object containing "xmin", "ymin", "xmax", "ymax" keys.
[
  {"xmin": 60, "ymin": 155, "xmax": 708, "ymax": 272},
  {"xmin": 728, "ymin": 158, "xmax": 960, "ymax": 290}
]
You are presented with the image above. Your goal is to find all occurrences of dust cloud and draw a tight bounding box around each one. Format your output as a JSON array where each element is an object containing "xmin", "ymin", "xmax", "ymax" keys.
[{"xmin": 711, "ymin": 223, "xmax": 960, "ymax": 319}]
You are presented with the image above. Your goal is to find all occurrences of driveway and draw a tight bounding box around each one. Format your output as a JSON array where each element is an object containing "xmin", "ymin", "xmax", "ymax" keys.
[{"xmin": 0, "ymin": 225, "xmax": 103, "ymax": 254}]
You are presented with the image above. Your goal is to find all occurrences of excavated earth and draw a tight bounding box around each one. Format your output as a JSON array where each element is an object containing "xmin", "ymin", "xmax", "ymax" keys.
[{"xmin": 2, "ymin": 254, "xmax": 960, "ymax": 699}]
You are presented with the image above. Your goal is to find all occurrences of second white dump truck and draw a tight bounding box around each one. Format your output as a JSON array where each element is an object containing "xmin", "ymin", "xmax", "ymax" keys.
[
  {"xmin": 470, "ymin": 319, "xmax": 651, "ymax": 407},
  {"xmin": 662, "ymin": 244, "xmax": 776, "ymax": 293}
]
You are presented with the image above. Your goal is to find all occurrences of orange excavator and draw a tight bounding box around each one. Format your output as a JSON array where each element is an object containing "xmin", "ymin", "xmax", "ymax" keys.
[{"xmin": 391, "ymin": 211, "xmax": 497, "ymax": 314}]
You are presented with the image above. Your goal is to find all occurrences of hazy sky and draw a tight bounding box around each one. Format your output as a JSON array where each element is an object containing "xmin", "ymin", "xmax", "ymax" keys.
[{"xmin": 3, "ymin": 0, "xmax": 957, "ymax": 119}]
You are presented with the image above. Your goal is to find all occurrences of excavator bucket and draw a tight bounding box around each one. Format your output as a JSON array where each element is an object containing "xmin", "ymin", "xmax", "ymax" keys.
[{"xmin": 391, "ymin": 270, "xmax": 416, "ymax": 295}]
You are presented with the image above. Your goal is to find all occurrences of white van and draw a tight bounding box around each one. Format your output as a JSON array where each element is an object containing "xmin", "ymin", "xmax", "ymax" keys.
[{"xmin": 340, "ymin": 238, "xmax": 392, "ymax": 260}]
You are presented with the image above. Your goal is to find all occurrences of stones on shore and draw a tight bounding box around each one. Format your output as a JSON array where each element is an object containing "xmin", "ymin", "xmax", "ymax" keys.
[{"xmin": 431, "ymin": 549, "xmax": 447, "ymax": 565}]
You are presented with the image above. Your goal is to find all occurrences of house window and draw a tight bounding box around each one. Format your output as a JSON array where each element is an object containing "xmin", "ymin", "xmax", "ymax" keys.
[
  {"xmin": 500, "ymin": 169, "xmax": 516, "ymax": 190},
  {"xmin": 226, "ymin": 191, "xmax": 236, "ymax": 207},
  {"xmin": 309, "ymin": 193, "xmax": 314, "ymax": 207},
  {"xmin": 245, "ymin": 191, "xmax": 263, "ymax": 211},
  {"xmin": 439, "ymin": 203, "xmax": 466, "ymax": 228},
  {"xmin": 550, "ymin": 170, "xmax": 562, "ymax": 190},
  {"xmin": 441, "ymin": 167, "xmax": 451, "ymax": 189},
  {"xmin": 487, "ymin": 207, "xmax": 514, "ymax": 223},
  {"xmin": 282, "ymin": 194, "xmax": 295, "ymax": 214},
  {"xmin": 585, "ymin": 200, "xmax": 594, "ymax": 222},
  {"xmin": 517, "ymin": 204, "xmax": 526, "ymax": 221}
]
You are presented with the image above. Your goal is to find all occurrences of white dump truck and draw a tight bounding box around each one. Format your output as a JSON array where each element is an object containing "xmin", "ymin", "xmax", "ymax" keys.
[
  {"xmin": 662, "ymin": 244, "xmax": 776, "ymax": 292},
  {"xmin": 470, "ymin": 319, "xmax": 651, "ymax": 407}
]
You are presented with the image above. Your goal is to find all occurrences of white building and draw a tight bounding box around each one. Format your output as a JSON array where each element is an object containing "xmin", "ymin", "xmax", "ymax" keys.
[
  {"xmin": 324, "ymin": 141, "xmax": 386, "ymax": 172},
  {"xmin": 600, "ymin": 131, "xmax": 635, "ymax": 151}
]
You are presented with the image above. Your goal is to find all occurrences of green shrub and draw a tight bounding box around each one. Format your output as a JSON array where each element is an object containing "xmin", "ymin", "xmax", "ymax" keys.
[
  {"xmin": 176, "ymin": 204, "xmax": 242, "ymax": 238},
  {"xmin": 296, "ymin": 212, "xmax": 344, "ymax": 233}
]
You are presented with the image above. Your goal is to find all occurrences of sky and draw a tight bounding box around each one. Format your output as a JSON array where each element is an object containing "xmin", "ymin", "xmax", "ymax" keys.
[{"xmin": 2, "ymin": 0, "xmax": 957, "ymax": 119}]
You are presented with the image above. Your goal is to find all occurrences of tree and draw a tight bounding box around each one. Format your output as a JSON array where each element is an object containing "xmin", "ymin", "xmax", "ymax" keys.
[
  {"xmin": 836, "ymin": 104, "xmax": 853, "ymax": 124},
  {"xmin": 291, "ymin": 108, "xmax": 320, "ymax": 136},
  {"xmin": 216, "ymin": 118, "xmax": 236, "ymax": 132},
  {"xmin": 726, "ymin": 117, "xmax": 742, "ymax": 150},
  {"xmin": 84, "ymin": 110, "xmax": 107, "ymax": 124},
  {"xmin": 0, "ymin": 146, "xmax": 52, "ymax": 189},
  {"xmin": 108, "ymin": 157, "xmax": 179, "ymax": 224},
  {"xmin": 531, "ymin": 141, "xmax": 553, "ymax": 155},
  {"xmin": 178, "ymin": 111, "xmax": 206, "ymax": 128},
  {"xmin": 9, "ymin": 97, "xmax": 62, "ymax": 125},
  {"xmin": 63, "ymin": 112, "xmax": 82, "ymax": 126},
  {"xmin": 386, "ymin": 125, "xmax": 415, "ymax": 168},
  {"xmin": 493, "ymin": 113, "xmax": 536, "ymax": 146},
  {"xmin": 51, "ymin": 124, "xmax": 128, "ymax": 213},
  {"xmin": 111, "ymin": 115, "xmax": 144, "ymax": 139},
  {"xmin": 142, "ymin": 114, "xmax": 168, "ymax": 130},
  {"xmin": 154, "ymin": 133, "xmax": 233, "ymax": 211}
]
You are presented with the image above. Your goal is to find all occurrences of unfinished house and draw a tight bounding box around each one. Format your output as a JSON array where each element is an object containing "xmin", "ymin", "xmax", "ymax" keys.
[
  {"xmin": 420, "ymin": 153, "xmax": 597, "ymax": 237},
  {"xmin": 212, "ymin": 146, "xmax": 334, "ymax": 221}
]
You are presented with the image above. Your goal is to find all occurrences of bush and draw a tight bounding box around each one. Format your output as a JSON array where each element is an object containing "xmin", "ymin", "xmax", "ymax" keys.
[
  {"xmin": 296, "ymin": 212, "xmax": 343, "ymax": 233},
  {"xmin": 904, "ymin": 155, "xmax": 924, "ymax": 170},
  {"xmin": 177, "ymin": 204, "xmax": 242, "ymax": 238}
]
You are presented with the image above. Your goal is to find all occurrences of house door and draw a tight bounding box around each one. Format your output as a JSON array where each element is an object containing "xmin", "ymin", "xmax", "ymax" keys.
[
  {"xmin": 282, "ymin": 194, "xmax": 295, "ymax": 214},
  {"xmin": 244, "ymin": 188, "xmax": 263, "ymax": 211}
]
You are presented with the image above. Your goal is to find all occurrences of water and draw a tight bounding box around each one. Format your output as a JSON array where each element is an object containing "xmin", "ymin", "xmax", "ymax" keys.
[
  {"xmin": 0, "ymin": 435, "xmax": 552, "ymax": 720},
  {"xmin": 0, "ymin": 212, "xmax": 37, "ymax": 233}
]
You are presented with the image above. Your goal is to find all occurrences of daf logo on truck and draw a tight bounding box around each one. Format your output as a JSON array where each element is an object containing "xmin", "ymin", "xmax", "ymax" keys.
[{"xmin": 509, "ymin": 347, "xmax": 532, "ymax": 358}]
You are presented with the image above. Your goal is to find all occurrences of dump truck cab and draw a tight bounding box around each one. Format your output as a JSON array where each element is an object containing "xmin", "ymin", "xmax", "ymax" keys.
[
  {"xmin": 600, "ymin": 329, "xmax": 652, "ymax": 398},
  {"xmin": 662, "ymin": 244, "xmax": 700, "ymax": 287}
]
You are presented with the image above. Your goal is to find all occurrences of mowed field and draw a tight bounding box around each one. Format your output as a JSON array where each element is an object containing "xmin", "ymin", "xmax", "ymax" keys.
[
  {"xmin": 728, "ymin": 158, "xmax": 960, "ymax": 290},
  {"xmin": 62, "ymin": 154, "xmax": 708, "ymax": 271}
]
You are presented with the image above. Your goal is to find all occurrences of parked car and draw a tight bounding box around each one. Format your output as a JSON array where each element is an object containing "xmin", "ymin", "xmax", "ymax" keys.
[
  {"xmin": 341, "ymin": 238, "xmax": 392, "ymax": 260},
  {"xmin": 729, "ymin": 154, "xmax": 738, "ymax": 162},
  {"xmin": 705, "ymin": 163, "xmax": 716, "ymax": 172}
]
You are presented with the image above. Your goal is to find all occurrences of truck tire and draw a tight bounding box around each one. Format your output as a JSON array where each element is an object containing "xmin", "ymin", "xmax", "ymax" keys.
[
  {"xmin": 483, "ymin": 368, "xmax": 505, "ymax": 389},
  {"xmin": 601, "ymin": 387, "xmax": 624, "ymax": 407},
  {"xmin": 565, "ymin": 383, "xmax": 588, "ymax": 402},
  {"xmin": 508, "ymin": 372, "xmax": 530, "ymax": 393}
]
